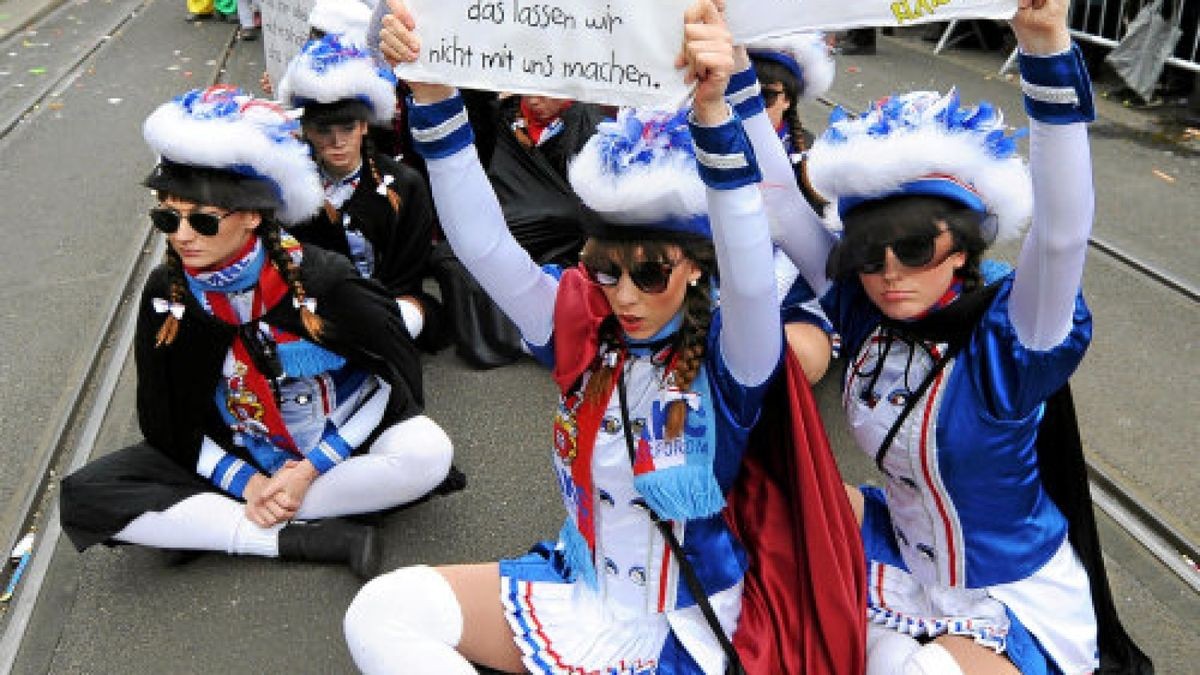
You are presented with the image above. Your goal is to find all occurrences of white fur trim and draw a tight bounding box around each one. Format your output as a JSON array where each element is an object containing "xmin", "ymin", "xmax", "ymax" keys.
[
  {"xmin": 308, "ymin": 0, "xmax": 371, "ymax": 45},
  {"xmin": 143, "ymin": 99, "xmax": 323, "ymax": 224},
  {"xmin": 278, "ymin": 47, "xmax": 396, "ymax": 124},
  {"xmin": 748, "ymin": 33, "xmax": 835, "ymax": 101},
  {"xmin": 568, "ymin": 137, "xmax": 707, "ymax": 225},
  {"xmin": 807, "ymin": 95, "xmax": 1031, "ymax": 242}
]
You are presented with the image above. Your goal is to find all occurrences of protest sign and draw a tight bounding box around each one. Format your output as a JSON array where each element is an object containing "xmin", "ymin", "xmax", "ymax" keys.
[
  {"xmin": 388, "ymin": 0, "xmax": 693, "ymax": 109},
  {"xmin": 261, "ymin": 0, "xmax": 316, "ymax": 88},
  {"xmin": 727, "ymin": 0, "xmax": 1016, "ymax": 43}
]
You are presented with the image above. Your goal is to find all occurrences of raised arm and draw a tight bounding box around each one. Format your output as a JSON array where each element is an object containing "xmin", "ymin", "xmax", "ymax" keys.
[
  {"xmin": 726, "ymin": 48, "xmax": 837, "ymax": 297},
  {"xmin": 1008, "ymin": 0, "xmax": 1095, "ymax": 350},
  {"xmin": 685, "ymin": 4, "xmax": 780, "ymax": 387},
  {"xmin": 378, "ymin": 2, "xmax": 557, "ymax": 346}
]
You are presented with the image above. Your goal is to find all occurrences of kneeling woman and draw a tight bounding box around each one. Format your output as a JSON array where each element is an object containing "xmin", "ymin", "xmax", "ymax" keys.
[
  {"xmin": 59, "ymin": 87, "xmax": 455, "ymax": 578},
  {"xmin": 343, "ymin": 3, "xmax": 789, "ymax": 673}
]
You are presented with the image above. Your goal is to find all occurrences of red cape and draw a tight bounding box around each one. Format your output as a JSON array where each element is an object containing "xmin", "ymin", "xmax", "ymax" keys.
[{"xmin": 726, "ymin": 352, "xmax": 867, "ymax": 674}]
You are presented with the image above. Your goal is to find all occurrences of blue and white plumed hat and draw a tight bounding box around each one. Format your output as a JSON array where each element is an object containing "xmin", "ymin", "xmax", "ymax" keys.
[
  {"xmin": 568, "ymin": 108, "xmax": 709, "ymax": 240},
  {"xmin": 807, "ymin": 90, "xmax": 1031, "ymax": 243},
  {"xmin": 143, "ymin": 86, "xmax": 323, "ymax": 225},
  {"xmin": 308, "ymin": 0, "xmax": 372, "ymax": 45},
  {"xmin": 748, "ymin": 33, "xmax": 835, "ymax": 101},
  {"xmin": 278, "ymin": 34, "xmax": 397, "ymax": 125}
]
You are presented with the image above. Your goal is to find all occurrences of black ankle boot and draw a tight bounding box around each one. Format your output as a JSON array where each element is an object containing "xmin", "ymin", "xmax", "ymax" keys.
[{"xmin": 278, "ymin": 519, "xmax": 381, "ymax": 580}]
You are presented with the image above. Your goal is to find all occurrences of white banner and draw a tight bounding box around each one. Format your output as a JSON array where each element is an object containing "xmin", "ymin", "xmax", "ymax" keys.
[
  {"xmin": 390, "ymin": 0, "xmax": 693, "ymax": 109},
  {"xmin": 727, "ymin": 0, "xmax": 1016, "ymax": 43},
  {"xmin": 261, "ymin": 0, "xmax": 317, "ymax": 89}
]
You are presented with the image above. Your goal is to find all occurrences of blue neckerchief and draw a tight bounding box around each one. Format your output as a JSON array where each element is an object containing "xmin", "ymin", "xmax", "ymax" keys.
[
  {"xmin": 185, "ymin": 239, "xmax": 266, "ymax": 296},
  {"xmin": 626, "ymin": 312, "xmax": 683, "ymax": 356}
]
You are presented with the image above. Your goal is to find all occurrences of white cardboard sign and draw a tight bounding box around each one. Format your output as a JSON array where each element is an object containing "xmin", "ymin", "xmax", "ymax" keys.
[
  {"xmin": 261, "ymin": 0, "xmax": 317, "ymax": 89},
  {"xmin": 727, "ymin": 0, "xmax": 1017, "ymax": 43},
  {"xmin": 383, "ymin": 0, "xmax": 1018, "ymax": 108},
  {"xmin": 390, "ymin": 0, "xmax": 693, "ymax": 109}
]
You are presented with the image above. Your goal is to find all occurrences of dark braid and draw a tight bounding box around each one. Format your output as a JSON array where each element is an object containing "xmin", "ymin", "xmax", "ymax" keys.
[
  {"xmin": 366, "ymin": 153, "xmax": 402, "ymax": 214},
  {"xmin": 583, "ymin": 315, "xmax": 621, "ymax": 404},
  {"xmin": 784, "ymin": 103, "xmax": 807, "ymax": 154},
  {"xmin": 260, "ymin": 219, "xmax": 325, "ymax": 340},
  {"xmin": 154, "ymin": 247, "xmax": 188, "ymax": 347},
  {"xmin": 664, "ymin": 276, "xmax": 713, "ymax": 440}
]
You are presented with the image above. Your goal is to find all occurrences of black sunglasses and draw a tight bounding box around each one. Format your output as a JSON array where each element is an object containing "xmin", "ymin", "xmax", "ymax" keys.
[
  {"xmin": 856, "ymin": 229, "xmax": 955, "ymax": 274},
  {"xmin": 149, "ymin": 207, "xmax": 233, "ymax": 237},
  {"xmin": 761, "ymin": 86, "xmax": 787, "ymax": 105},
  {"xmin": 582, "ymin": 259, "xmax": 679, "ymax": 294}
]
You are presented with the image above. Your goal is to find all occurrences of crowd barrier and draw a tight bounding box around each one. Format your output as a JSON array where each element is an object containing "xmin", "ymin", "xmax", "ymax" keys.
[{"xmin": 1068, "ymin": 0, "xmax": 1198, "ymax": 73}]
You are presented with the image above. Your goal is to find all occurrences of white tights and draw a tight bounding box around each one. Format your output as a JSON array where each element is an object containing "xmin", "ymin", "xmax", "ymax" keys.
[
  {"xmin": 344, "ymin": 565, "xmax": 476, "ymax": 674},
  {"xmin": 867, "ymin": 624, "xmax": 965, "ymax": 675},
  {"xmin": 113, "ymin": 415, "xmax": 453, "ymax": 555}
]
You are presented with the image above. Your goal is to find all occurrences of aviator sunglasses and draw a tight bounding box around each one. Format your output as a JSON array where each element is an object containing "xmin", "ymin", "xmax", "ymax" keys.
[
  {"xmin": 855, "ymin": 228, "xmax": 956, "ymax": 274},
  {"xmin": 149, "ymin": 207, "xmax": 234, "ymax": 237},
  {"xmin": 582, "ymin": 259, "xmax": 680, "ymax": 294}
]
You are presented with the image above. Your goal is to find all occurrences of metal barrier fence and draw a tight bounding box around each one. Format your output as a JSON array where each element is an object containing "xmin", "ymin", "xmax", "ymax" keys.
[{"xmin": 1069, "ymin": 0, "xmax": 1198, "ymax": 72}]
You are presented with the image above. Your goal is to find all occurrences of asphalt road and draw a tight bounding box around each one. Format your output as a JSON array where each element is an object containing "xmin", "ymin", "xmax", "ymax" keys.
[{"xmin": 0, "ymin": 3, "xmax": 1196, "ymax": 673}]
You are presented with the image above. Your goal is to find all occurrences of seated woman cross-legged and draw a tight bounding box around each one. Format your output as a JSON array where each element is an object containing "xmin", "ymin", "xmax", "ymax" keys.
[{"xmin": 59, "ymin": 87, "xmax": 459, "ymax": 579}]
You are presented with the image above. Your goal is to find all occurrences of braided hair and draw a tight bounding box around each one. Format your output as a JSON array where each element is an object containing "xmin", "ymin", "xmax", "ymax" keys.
[{"xmin": 579, "ymin": 237, "xmax": 716, "ymax": 441}]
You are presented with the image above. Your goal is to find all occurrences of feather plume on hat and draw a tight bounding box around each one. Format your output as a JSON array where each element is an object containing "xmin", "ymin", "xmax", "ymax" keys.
[
  {"xmin": 807, "ymin": 90, "xmax": 1031, "ymax": 243},
  {"xmin": 143, "ymin": 86, "xmax": 323, "ymax": 225},
  {"xmin": 278, "ymin": 35, "xmax": 397, "ymax": 125},
  {"xmin": 568, "ymin": 108, "xmax": 710, "ymax": 239}
]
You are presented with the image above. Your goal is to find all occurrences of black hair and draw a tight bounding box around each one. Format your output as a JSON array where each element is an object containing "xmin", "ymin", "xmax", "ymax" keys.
[
  {"xmin": 827, "ymin": 194, "xmax": 989, "ymax": 290},
  {"xmin": 751, "ymin": 56, "xmax": 810, "ymax": 153}
]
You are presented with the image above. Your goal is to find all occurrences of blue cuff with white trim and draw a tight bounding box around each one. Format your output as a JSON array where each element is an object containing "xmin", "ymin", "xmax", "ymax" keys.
[
  {"xmin": 689, "ymin": 108, "xmax": 762, "ymax": 190},
  {"xmin": 1019, "ymin": 43, "xmax": 1095, "ymax": 124},
  {"xmin": 210, "ymin": 454, "xmax": 258, "ymax": 499},
  {"xmin": 407, "ymin": 92, "xmax": 475, "ymax": 159},
  {"xmin": 725, "ymin": 66, "xmax": 764, "ymax": 119},
  {"xmin": 305, "ymin": 421, "xmax": 354, "ymax": 474}
]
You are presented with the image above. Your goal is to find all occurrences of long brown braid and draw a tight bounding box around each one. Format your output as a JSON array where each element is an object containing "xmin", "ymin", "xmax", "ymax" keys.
[
  {"xmin": 154, "ymin": 246, "xmax": 187, "ymax": 347},
  {"xmin": 260, "ymin": 220, "xmax": 324, "ymax": 340},
  {"xmin": 579, "ymin": 238, "xmax": 716, "ymax": 440},
  {"xmin": 784, "ymin": 103, "xmax": 808, "ymax": 154},
  {"xmin": 366, "ymin": 153, "xmax": 401, "ymax": 214}
]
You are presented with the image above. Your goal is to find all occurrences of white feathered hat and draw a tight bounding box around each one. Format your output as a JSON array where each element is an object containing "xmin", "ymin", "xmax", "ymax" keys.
[
  {"xmin": 807, "ymin": 89, "xmax": 1031, "ymax": 244},
  {"xmin": 143, "ymin": 86, "xmax": 323, "ymax": 225},
  {"xmin": 568, "ymin": 108, "xmax": 710, "ymax": 239},
  {"xmin": 747, "ymin": 33, "xmax": 835, "ymax": 101},
  {"xmin": 308, "ymin": 0, "xmax": 372, "ymax": 45},
  {"xmin": 278, "ymin": 34, "xmax": 397, "ymax": 125}
]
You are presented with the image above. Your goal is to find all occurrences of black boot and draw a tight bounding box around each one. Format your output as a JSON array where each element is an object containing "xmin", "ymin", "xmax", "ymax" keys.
[{"xmin": 278, "ymin": 519, "xmax": 381, "ymax": 580}]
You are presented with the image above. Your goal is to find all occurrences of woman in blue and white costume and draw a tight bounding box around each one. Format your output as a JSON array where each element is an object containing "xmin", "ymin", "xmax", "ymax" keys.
[
  {"xmin": 344, "ymin": 2, "xmax": 782, "ymax": 673},
  {"xmin": 730, "ymin": 1, "xmax": 1150, "ymax": 673},
  {"xmin": 745, "ymin": 33, "xmax": 839, "ymax": 385}
]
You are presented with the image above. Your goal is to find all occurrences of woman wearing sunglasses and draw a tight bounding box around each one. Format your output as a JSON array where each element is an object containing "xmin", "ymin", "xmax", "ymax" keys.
[
  {"xmin": 59, "ymin": 86, "xmax": 458, "ymax": 579},
  {"xmin": 338, "ymin": 2, "xmax": 856, "ymax": 673},
  {"xmin": 739, "ymin": 1, "xmax": 1150, "ymax": 673}
]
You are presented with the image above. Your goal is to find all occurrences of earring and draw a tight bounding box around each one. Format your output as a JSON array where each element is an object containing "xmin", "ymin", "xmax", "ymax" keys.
[{"xmin": 688, "ymin": 278, "xmax": 698, "ymax": 287}]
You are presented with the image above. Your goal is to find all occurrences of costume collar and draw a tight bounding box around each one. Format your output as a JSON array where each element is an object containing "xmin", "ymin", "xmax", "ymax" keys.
[
  {"xmin": 625, "ymin": 312, "xmax": 683, "ymax": 356},
  {"xmin": 321, "ymin": 161, "xmax": 363, "ymax": 189}
]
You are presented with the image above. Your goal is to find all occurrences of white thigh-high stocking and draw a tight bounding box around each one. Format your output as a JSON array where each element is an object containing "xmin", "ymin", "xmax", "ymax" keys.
[
  {"xmin": 344, "ymin": 565, "xmax": 475, "ymax": 675},
  {"xmin": 112, "ymin": 492, "xmax": 281, "ymax": 556},
  {"xmin": 867, "ymin": 624, "xmax": 921, "ymax": 675},
  {"xmin": 297, "ymin": 415, "xmax": 453, "ymax": 519}
]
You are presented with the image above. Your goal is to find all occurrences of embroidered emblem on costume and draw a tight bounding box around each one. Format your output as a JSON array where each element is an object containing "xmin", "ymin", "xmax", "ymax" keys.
[
  {"xmin": 598, "ymin": 488, "xmax": 614, "ymax": 508},
  {"xmin": 604, "ymin": 557, "xmax": 619, "ymax": 576},
  {"xmin": 226, "ymin": 361, "xmax": 268, "ymax": 436},
  {"xmin": 630, "ymin": 417, "xmax": 647, "ymax": 438},
  {"xmin": 553, "ymin": 391, "xmax": 582, "ymax": 463}
]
